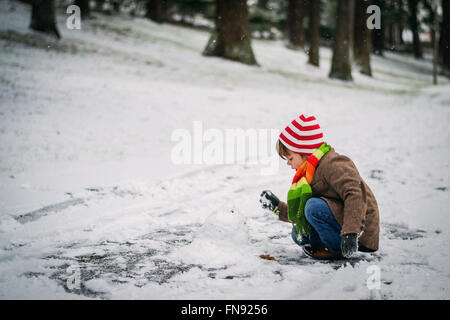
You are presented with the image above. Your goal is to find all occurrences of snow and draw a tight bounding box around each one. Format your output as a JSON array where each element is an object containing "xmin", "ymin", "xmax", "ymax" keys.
[
  {"xmin": 1, "ymin": 0, "xmax": 450, "ymax": 299},
  {"xmin": 172, "ymin": 205, "xmax": 256, "ymax": 267}
]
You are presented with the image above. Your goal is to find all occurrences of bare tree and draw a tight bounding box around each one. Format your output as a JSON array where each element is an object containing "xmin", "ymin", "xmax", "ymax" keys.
[
  {"xmin": 329, "ymin": 0, "xmax": 354, "ymax": 81},
  {"xmin": 307, "ymin": 0, "xmax": 320, "ymax": 66},
  {"xmin": 257, "ymin": 0, "xmax": 270, "ymax": 10},
  {"xmin": 30, "ymin": 0, "xmax": 60, "ymax": 38},
  {"xmin": 287, "ymin": 0, "xmax": 305, "ymax": 49},
  {"xmin": 203, "ymin": 0, "xmax": 257, "ymax": 65},
  {"xmin": 442, "ymin": 0, "xmax": 450, "ymax": 77},
  {"xmin": 354, "ymin": 0, "xmax": 372, "ymax": 76},
  {"xmin": 146, "ymin": 0, "xmax": 165, "ymax": 23},
  {"xmin": 407, "ymin": 0, "xmax": 423, "ymax": 59},
  {"xmin": 75, "ymin": 0, "xmax": 90, "ymax": 19},
  {"xmin": 432, "ymin": 0, "xmax": 438, "ymax": 84},
  {"xmin": 348, "ymin": 0, "xmax": 355, "ymax": 61},
  {"xmin": 372, "ymin": 0, "xmax": 384, "ymax": 55},
  {"xmin": 394, "ymin": 0, "xmax": 406, "ymax": 48}
]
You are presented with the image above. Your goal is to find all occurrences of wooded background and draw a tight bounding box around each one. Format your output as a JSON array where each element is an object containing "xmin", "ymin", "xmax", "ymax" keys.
[{"xmin": 24, "ymin": 0, "xmax": 450, "ymax": 81}]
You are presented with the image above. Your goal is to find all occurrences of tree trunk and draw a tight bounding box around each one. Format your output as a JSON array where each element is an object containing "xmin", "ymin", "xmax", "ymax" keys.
[
  {"xmin": 399, "ymin": 25, "xmax": 404, "ymax": 44},
  {"xmin": 74, "ymin": 0, "xmax": 90, "ymax": 19},
  {"xmin": 257, "ymin": 0, "xmax": 270, "ymax": 10},
  {"xmin": 385, "ymin": 0, "xmax": 395, "ymax": 49},
  {"xmin": 348, "ymin": 0, "xmax": 355, "ymax": 61},
  {"xmin": 386, "ymin": 21, "xmax": 394, "ymax": 50},
  {"xmin": 442, "ymin": 0, "xmax": 450, "ymax": 77},
  {"xmin": 354, "ymin": 0, "xmax": 364, "ymax": 59},
  {"xmin": 329, "ymin": 0, "xmax": 354, "ymax": 81},
  {"xmin": 30, "ymin": 0, "xmax": 60, "ymax": 38},
  {"xmin": 393, "ymin": 0, "xmax": 403, "ymax": 49},
  {"xmin": 372, "ymin": 0, "xmax": 384, "ymax": 55},
  {"xmin": 307, "ymin": 0, "xmax": 320, "ymax": 66},
  {"xmin": 432, "ymin": 0, "xmax": 438, "ymax": 85},
  {"xmin": 407, "ymin": 0, "xmax": 423, "ymax": 59},
  {"xmin": 287, "ymin": 0, "xmax": 305, "ymax": 49},
  {"xmin": 394, "ymin": 23, "xmax": 402, "ymax": 48},
  {"xmin": 146, "ymin": 0, "xmax": 165, "ymax": 23},
  {"xmin": 203, "ymin": 0, "xmax": 257, "ymax": 65},
  {"xmin": 112, "ymin": 1, "xmax": 121, "ymax": 13},
  {"xmin": 96, "ymin": 0, "xmax": 105, "ymax": 11},
  {"xmin": 354, "ymin": 0, "xmax": 372, "ymax": 76}
]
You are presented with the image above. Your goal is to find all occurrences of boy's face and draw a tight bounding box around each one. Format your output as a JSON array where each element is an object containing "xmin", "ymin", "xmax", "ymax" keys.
[{"xmin": 286, "ymin": 150, "xmax": 308, "ymax": 170}]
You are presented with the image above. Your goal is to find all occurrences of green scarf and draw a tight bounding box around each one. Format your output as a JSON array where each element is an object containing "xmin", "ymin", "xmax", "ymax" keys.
[{"xmin": 288, "ymin": 142, "xmax": 331, "ymax": 239}]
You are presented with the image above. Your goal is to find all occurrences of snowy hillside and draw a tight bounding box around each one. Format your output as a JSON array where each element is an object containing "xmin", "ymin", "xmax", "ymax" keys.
[{"xmin": 0, "ymin": 0, "xmax": 450, "ymax": 299}]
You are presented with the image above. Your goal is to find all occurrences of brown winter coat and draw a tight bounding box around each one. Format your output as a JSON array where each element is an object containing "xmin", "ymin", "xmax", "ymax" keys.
[{"xmin": 278, "ymin": 148, "xmax": 380, "ymax": 251}]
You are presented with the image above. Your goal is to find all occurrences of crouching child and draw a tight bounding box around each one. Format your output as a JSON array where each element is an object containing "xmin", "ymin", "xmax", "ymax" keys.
[{"xmin": 260, "ymin": 115, "xmax": 380, "ymax": 260}]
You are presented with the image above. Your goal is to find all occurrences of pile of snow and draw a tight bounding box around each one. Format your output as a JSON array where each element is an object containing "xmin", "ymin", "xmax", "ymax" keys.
[{"xmin": 172, "ymin": 205, "xmax": 256, "ymax": 267}]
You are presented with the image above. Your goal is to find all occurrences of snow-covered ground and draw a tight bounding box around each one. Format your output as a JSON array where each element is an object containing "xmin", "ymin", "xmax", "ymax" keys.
[{"xmin": 1, "ymin": 0, "xmax": 450, "ymax": 299}]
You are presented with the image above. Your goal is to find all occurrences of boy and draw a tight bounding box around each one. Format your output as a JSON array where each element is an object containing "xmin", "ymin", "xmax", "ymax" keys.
[{"xmin": 260, "ymin": 115, "xmax": 379, "ymax": 260}]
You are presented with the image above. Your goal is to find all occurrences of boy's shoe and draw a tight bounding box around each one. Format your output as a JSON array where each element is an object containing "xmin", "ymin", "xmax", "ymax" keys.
[{"xmin": 302, "ymin": 244, "xmax": 344, "ymax": 261}]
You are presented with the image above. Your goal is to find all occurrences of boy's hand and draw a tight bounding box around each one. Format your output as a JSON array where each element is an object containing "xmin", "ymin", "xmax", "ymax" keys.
[
  {"xmin": 260, "ymin": 190, "xmax": 280, "ymax": 214},
  {"xmin": 341, "ymin": 233, "xmax": 358, "ymax": 258}
]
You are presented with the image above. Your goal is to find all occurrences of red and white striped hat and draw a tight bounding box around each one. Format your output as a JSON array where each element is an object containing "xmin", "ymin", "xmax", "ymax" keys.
[{"xmin": 279, "ymin": 114, "xmax": 324, "ymax": 155}]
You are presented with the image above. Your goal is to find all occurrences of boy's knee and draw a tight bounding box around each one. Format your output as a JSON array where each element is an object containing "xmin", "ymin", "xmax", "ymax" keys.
[{"xmin": 304, "ymin": 198, "xmax": 322, "ymax": 222}]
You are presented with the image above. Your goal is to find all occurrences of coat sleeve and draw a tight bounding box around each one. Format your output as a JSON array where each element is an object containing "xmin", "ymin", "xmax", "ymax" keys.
[
  {"xmin": 277, "ymin": 201, "xmax": 291, "ymax": 223},
  {"xmin": 322, "ymin": 156, "xmax": 368, "ymax": 235}
]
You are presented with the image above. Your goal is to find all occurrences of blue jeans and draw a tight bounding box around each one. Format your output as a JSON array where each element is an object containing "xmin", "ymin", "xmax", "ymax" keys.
[{"xmin": 291, "ymin": 197, "xmax": 343, "ymax": 254}]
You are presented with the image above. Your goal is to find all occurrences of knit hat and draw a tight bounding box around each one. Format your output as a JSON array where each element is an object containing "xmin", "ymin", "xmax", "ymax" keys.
[{"xmin": 279, "ymin": 114, "xmax": 324, "ymax": 155}]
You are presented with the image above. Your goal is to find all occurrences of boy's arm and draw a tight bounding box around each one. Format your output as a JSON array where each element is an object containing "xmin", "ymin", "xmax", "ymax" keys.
[
  {"xmin": 277, "ymin": 201, "xmax": 291, "ymax": 223},
  {"xmin": 323, "ymin": 156, "xmax": 367, "ymax": 235}
]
